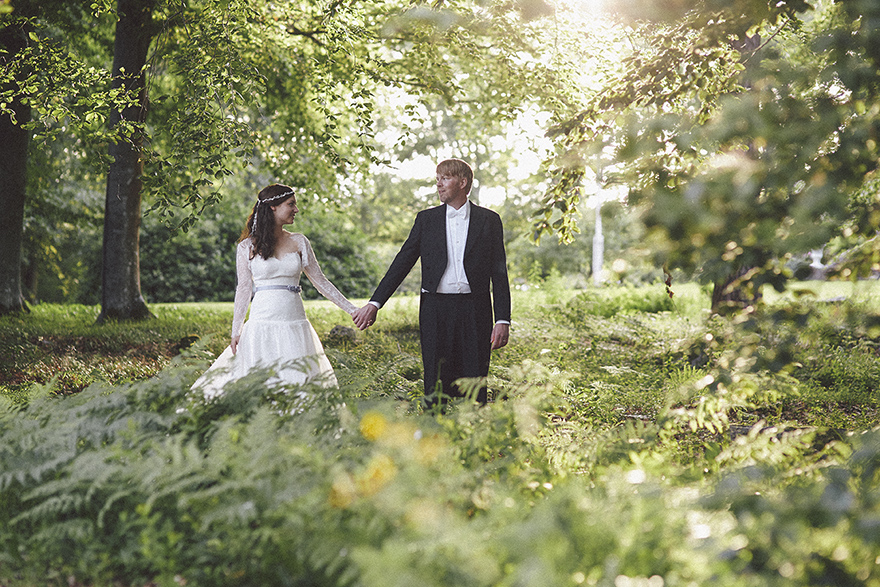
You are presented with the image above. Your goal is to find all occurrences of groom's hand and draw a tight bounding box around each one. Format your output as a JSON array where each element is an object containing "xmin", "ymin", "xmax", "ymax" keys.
[
  {"xmin": 490, "ymin": 323, "xmax": 510, "ymax": 350},
  {"xmin": 352, "ymin": 304, "xmax": 378, "ymax": 330}
]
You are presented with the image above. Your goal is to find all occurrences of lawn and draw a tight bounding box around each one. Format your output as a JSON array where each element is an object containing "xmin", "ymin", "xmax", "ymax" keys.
[{"xmin": 3, "ymin": 280, "xmax": 880, "ymax": 429}]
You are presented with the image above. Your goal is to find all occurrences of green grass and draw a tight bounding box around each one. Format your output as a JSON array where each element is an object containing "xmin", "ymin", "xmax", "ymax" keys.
[
  {"xmin": 0, "ymin": 298, "xmax": 405, "ymax": 400},
  {"xmin": 0, "ymin": 303, "xmax": 230, "ymax": 400},
  {"xmin": 3, "ymin": 281, "xmax": 880, "ymax": 430}
]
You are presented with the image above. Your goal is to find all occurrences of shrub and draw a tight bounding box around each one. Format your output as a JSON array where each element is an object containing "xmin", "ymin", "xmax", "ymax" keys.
[{"xmin": 563, "ymin": 284, "xmax": 675, "ymax": 321}]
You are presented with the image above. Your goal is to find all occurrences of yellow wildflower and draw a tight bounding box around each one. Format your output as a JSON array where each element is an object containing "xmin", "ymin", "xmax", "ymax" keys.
[
  {"xmin": 328, "ymin": 473, "xmax": 357, "ymax": 509},
  {"xmin": 356, "ymin": 453, "xmax": 396, "ymax": 496},
  {"xmin": 416, "ymin": 433, "xmax": 447, "ymax": 465},
  {"xmin": 359, "ymin": 410, "xmax": 388, "ymax": 441}
]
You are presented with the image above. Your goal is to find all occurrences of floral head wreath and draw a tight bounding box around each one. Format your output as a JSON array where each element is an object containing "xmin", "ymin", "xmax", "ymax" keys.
[{"xmin": 251, "ymin": 189, "xmax": 296, "ymax": 235}]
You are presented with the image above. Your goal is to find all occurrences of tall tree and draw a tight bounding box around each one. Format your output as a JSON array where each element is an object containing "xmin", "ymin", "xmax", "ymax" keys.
[
  {"xmin": 0, "ymin": 21, "xmax": 30, "ymax": 314},
  {"xmin": 0, "ymin": 0, "xmax": 127, "ymax": 315},
  {"xmin": 97, "ymin": 0, "xmax": 156, "ymax": 321}
]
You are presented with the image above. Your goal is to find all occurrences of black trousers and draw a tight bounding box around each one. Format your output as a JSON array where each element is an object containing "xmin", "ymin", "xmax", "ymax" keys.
[{"xmin": 419, "ymin": 292, "xmax": 492, "ymax": 407}]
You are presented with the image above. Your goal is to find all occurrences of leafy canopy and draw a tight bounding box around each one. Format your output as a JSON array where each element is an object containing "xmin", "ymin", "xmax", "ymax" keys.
[
  {"xmin": 3, "ymin": 0, "xmax": 580, "ymax": 232},
  {"xmin": 539, "ymin": 0, "xmax": 880, "ymax": 292}
]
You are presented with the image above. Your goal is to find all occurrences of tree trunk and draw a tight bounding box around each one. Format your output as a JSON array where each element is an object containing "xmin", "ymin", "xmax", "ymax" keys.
[
  {"xmin": 0, "ymin": 24, "xmax": 31, "ymax": 315},
  {"xmin": 710, "ymin": 266, "xmax": 762, "ymax": 314},
  {"xmin": 709, "ymin": 33, "xmax": 765, "ymax": 315},
  {"xmin": 97, "ymin": 0, "xmax": 156, "ymax": 323}
]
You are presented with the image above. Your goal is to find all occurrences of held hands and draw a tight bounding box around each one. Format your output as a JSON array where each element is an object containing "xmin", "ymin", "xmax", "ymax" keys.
[
  {"xmin": 352, "ymin": 304, "xmax": 378, "ymax": 331},
  {"xmin": 490, "ymin": 323, "xmax": 510, "ymax": 350},
  {"xmin": 352, "ymin": 303, "xmax": 505, "ymax": 347}
]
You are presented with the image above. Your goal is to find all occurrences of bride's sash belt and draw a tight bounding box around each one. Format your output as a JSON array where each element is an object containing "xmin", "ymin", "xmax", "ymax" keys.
[{"xmin": 254, "ymin": 284, "xmax": 302, "ymax": 294}]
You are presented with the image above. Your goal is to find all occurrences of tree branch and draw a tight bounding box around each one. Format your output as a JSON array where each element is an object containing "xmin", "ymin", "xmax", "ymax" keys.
[
  {"xmin": 286, "ymin": 25, "xmax": 327, "ymax": 47},
  {"xmin": 741, "ymin": 17, "xmax": 791, "ymax": 65}
]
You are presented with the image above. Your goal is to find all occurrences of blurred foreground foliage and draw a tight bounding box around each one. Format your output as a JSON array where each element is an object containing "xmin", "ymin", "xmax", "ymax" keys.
[{"xmin": 2, "ymin": 283, "xmax": 880, "ymax": 585}]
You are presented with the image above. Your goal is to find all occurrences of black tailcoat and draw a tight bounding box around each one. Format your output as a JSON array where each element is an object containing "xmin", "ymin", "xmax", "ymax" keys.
[{"xmin": 370, "ymin": 202, "xmax": 511, "ymax": 401}]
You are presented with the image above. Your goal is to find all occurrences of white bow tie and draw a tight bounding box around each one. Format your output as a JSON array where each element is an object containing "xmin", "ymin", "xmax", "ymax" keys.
[{"xmin": 447, "ymin": 206, "xmax": 467, "ymax": 219}]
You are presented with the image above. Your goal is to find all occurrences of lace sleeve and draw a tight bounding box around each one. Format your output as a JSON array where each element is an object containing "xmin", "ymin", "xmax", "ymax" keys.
[
  {"xmin": 231, "ymin": 240, "xmax": 253, "ymax": 339},
  {"xmin": 298, "ymin": 233, "xmax": 358, "ymax": 315}
]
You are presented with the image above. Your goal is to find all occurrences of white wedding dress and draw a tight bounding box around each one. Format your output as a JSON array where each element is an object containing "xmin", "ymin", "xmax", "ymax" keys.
[{"xmin": 193, "ymin": 232, "xmax": 357, "ymax": 397}]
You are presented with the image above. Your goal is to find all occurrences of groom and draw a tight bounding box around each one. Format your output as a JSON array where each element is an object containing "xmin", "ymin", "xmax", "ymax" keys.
[{"xmin": 352, "ymin": 158, "xmax": 511, "ymax": 407}]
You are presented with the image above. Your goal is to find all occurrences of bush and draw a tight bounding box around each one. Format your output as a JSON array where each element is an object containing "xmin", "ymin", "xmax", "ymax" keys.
[
  {"xmin": 295, "ymin": 211, "xmax": 382, "ymax": 301},
  {"xmin": 563, "ymin": 284, "xmax": 675, "ymax": 321},
  {"xmin": 138, "ymin": 205, "xmax": 382, "ymax": 303},
  {"xmin": 139, "ymin": 210, "xmax": 242, "ymax": 303}
]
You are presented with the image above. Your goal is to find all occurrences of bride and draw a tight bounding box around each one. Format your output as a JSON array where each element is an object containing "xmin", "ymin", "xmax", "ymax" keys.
[{"xmin": 193, "ymin": 184, "xmax": 358, "ymax": 396}]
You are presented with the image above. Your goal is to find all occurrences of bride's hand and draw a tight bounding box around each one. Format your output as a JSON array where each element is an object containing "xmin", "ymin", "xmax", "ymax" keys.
[
  {"xmin": 352, "ymin": 304, "xmax": 378, "ymax": 330},
  {"xmin": 231, "ymin": 335, "xmax": 241, "ymax": 355}
]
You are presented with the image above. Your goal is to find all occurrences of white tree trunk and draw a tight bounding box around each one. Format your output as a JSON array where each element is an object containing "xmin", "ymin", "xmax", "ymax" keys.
[{"xmin": 592, "ymin": 202, "xmax": 605, "ymax": 285}]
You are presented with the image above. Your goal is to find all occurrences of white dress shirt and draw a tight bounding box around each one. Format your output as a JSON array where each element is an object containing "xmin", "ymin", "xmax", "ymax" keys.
[{"xmin": 436, "ymin": 200, "xmax": 472, "ymax": 294}]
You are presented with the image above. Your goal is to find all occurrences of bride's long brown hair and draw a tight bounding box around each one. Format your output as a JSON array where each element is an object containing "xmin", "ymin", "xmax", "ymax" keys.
[{"xmin": 239, "ymin": 184, "xmax": 296, "ymax": 259}]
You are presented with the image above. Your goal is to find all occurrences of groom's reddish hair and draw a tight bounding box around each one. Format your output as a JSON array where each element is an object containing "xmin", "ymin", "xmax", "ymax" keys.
[{"xmin": 437, "ymin": 159, "xmax": 473, "ymax": 193}]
